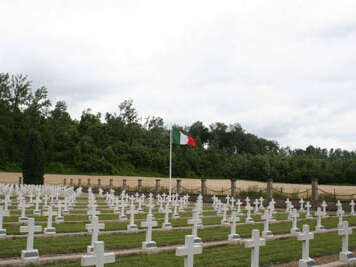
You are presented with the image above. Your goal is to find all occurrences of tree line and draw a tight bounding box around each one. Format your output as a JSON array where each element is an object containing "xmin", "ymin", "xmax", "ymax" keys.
[{"xmin": 1, "ymin": 73, "xmax": 356, "ymax": 185}]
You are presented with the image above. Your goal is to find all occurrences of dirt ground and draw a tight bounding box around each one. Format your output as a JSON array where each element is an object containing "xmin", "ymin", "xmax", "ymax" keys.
[{"xmin": 1, "ymin": 172, "xmax": 356, "ymax": 198}]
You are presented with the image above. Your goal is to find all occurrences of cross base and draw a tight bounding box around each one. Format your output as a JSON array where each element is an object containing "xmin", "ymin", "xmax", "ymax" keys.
[
  {"xmin": 340, "ymin": 251, "xmax": 356, "ymax": 262},
  {"xmin": 33, "ymin": 210, "xmax": 41, "ymax": 215},
  {"xmin": 21, "ymin": 249, "xmax": 39, "ymax": 260},
  {"xmin": 44, "ymin": 227, "xmax": 56, "ymax": 234},
  {"xmin": 63, "ymin": 210, "xmax": 70, "ymax": 215},
  {"xmin": 315, "ymin": 225, "xmax": 325, "ymax": 232},
  {"xmin": 291, "ymin": 228, "xmax": 300, "ymax": 234},
  {"xmin": 245, "ymin": 218, "xmax": 254, "ymax": 223},
  {"xmin": 137, "ymin": 208, "xmax": 144, "ymax": 213},
  {"xmin": 221, "ymin": 219, "xmax": 230, "ymax": 225},
  {"xmin": 193, "ymin": 237, "xmax": 202, "ymax": 244},
  {"xmin": 305, "ymin": 215, "xmax": 313, "ymax": 219},
  {"xmin": 228, "ymin": 233, "xmax": 240, "ymax": 242},
  {"xmin": 127, "ymin": 224, "xmax": 138, "ymax": 231},
  {"xmin": 299, "ymin": 258, "xmax": 317, "ymax": 267},
  {"xmin": 113, "ymin": 209, "xmax": 120, "ymax": 214},
  {"xmin": 142, "ymin": 241, "xmax": 157, "ymax": 250},
  {"xmin": 0, "ymin": 229, "xmax": 6, "ymax": 236},
  {"xmin": 262, "ymin": 230, "xmax": 273, "ymax": 238},
  {"xmin": 87, "ymin": 245, "xmax": 94, "ymax": 254},
  {"xmin": 179, "ymin": 208, "xmax": 185, "ymax": 212},
  {"xmin": 350, "ymin": 212, "xmax": 356, "ymax": 216},
  {"xmin": 162, "ymin": 223, "xmax": 172, "ymax": 229},
  {"xmin": 173, "ymin": 214, "xmax": 180, "ymax": 219},
  {"xmin": 119, "ymin": 215, "xmax": 128, "ymax": 221},
  {"xmin": 55, "ymin": 217, "xmax": 64, "ymax": 223},
  {"xmin": 254, "ymin": 211, "xmax": 261, "ymax": 215},
  {"xmin": 19, "ymin": 216, "xmax": 28, "ymax": 222}
]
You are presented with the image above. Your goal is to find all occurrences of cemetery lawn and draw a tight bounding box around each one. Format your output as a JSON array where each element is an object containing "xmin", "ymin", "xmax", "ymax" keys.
[
  {"xmin": 1, "ymin": 215, "xmax": 356, "ymax": 257},
  {"xmin": 41, "ymin": 230, "xmax": 356, "ymax": 267}
]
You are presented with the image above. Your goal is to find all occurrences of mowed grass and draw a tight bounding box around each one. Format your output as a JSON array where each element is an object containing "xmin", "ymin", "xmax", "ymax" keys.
[
  {"xmin": 1, "ymin": 215, "xmax": 355, "ymax": 258},
  {"xmin": 41, "ymin": 230, "xmax": 356, "ymax": 267}
]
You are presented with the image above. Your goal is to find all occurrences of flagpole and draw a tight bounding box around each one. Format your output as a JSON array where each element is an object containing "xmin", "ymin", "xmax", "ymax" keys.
[{"xmin": 169, "ymin": 125, "xmax": 172, "ymax": 197}]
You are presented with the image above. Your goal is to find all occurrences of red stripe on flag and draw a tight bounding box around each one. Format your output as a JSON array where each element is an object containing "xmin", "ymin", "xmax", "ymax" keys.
[{"xmin": 187, "ymin": 136, "xmax": 196, "ymax": 146}]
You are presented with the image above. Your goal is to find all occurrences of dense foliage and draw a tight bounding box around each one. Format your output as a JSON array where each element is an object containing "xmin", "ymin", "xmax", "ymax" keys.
[
  {"xmin": 22, "ymin": 130, "xmax": 45, "ymax": 184},
  {"xmin": 1, "ymin": 73, "xmax": 356, "ymax": 184}
]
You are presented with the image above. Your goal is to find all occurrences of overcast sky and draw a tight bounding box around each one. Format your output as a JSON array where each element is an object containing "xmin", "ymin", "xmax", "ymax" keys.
[{"xmin": 1, "ymin": 0, "xmax": 356, "ymax": 150}]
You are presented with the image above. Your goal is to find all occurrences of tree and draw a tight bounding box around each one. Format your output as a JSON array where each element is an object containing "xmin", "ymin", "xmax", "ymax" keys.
[{"xmin": 23, "ymin": 130, "xmax": 45, "ymax": 184}]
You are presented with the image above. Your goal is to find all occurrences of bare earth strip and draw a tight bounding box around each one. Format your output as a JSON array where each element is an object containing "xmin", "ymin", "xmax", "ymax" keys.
[{"xmin": 1, "ymin": 172, "xmax": 356, "ymax": 198}]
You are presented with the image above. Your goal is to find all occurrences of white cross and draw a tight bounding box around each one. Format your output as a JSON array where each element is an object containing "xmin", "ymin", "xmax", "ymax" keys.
[
  {"xmin": 141, "ymin": 213, "xmax": 157, "ymax": 243},
  {"xmin": 245, "ymin": 197, "xmax": 250, "ymax": 206},
  {"xmin": 337, "ymin": 206, "xmax": 345, "ymax": 227},
  {"xmin": 236, "ymin": 199, "xmax": 242, "ymax": 214},
  {"xmin": 81, "ymin": 241, "xmax": 115, "ymax": 267},
  {"xmin": 305, "ymin": 201, "xmax": 312, "ymax": 218},
  {"xmin": 34, "ymin": 195, "xmax": 41, "ymax": 213},
  {"xmin": 20, "ymin": 218, "xmax": 42, "ymax": 250},
  {"xmin": 86, "ymin": 216, "xmax": 105, "ymax": 247},
  {"xmin": 321, "ymin": 201, "xmax": 328, "ymax": 217},
  {"xmin": 350, "ymin": 200, "xmax": 355, "ymax": 215},
  {"xmin": 291, "ymin": 208, "xmax": 300, "ymax": 234},
  {"xmin": 259, "ymin": 197, "xmax": 264, "ymax": 209},
  {"xmin": 261, "ymin": 209, "xmax": 272, "ymax": 237},
  {"xmin": 297, "ymin": 224, "xmax": 314, "ymax": 261},
  {"xmin": 299, "ymin": 198, "xmax": 304, "ymax": 212},
  {"xmin": 245, "ymin": 229, "xmax": 266, "ymax": 267},
  {"xmin": 128, "ymin": 204, "xmax": 137, "ymax": 228},
  {"xmin": 315, "ymin": 207, "xmax": 324, "ymax": 231},
  {"xmin": 0, "ymin": 206, "xmax": 9, "ymax": 229},
  {"xmin": 225, "ymin": 195, "xmax": 230, "ymax": 205},
  {"xmin": 19, "ymin": 200, "xmax": 29, "ymax": 219},
  {"xmin": 245, "ymin": 203, "xmax": 254, "ymax": 222},
  {"xmin": 230, "ymin": 197, "xmax": 236, "ymax": 209},
  {"xmin": 176, "ymin": 235, "xmax": 202, "ymax": 267},
  {"xmin": 338, "ymin": 220, "xmax": 352, "ymax": 253},
  {"xmin": 221, "ymin": 204, "xmax": 229, "ymax": 224},
  {"xmin": 285, "ymin": 199, "xmax": 291, "ymax": 213},
  {"xmin": 188, "ymin": 212, "xmax": 202, "ymax": 238},
  {"xmin": 44, "ymin": 205, "xmax": 57, "ymax": 229},
  {"xmin": 163, "ymin": 203, "xmax": 171, "ymax": 227},
  {"xmin": 229, "ymin": 210, "xmax": 240, "ymax": 237},
  {"xmin": 253, "ymin": 199, "xmax": 260, "ymax": 214}
]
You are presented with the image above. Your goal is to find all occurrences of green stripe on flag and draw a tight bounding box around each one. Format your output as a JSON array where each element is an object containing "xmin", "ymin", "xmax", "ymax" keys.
[{"xmin": 172, "ymin": 128, "xmax": 181, "ymax": 145}]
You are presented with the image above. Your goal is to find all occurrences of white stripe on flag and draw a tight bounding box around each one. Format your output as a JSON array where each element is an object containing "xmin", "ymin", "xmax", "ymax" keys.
[{"xmin": 180, "ymin": 132, "xmax": 188, "ymax": 145}]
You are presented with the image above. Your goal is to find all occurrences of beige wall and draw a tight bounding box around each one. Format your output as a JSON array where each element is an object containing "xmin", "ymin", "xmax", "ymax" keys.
[{"xmin": 1, "ymin": 172, "xmax": 355, "ymax": 197}]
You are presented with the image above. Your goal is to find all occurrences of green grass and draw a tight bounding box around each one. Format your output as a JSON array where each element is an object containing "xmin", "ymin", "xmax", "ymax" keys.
[
  {"xmin": 1, "ymin": 215, "xmax": 355, "ymax": 258},
  {"xmin": 39, "ymin": 230, "xmax": 356, "ymax": 267}
]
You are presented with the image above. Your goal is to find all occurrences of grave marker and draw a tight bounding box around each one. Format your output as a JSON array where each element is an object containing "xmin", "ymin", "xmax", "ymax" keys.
[
  {"xmin": 141, "ymin": 213, "xmax": 158, "ymax": 249},
  {"xmin": 20, "ymin": 218, "xmax": 42, "ymax": 260},
  {"xmin": 86, "ymin": 216, "xmax": 105, "ymax": 254},
  {"xmin": 315, "ymin": 207, "xmax": 325, "ymax": 232},
  {"xmin": 338, "ymin": 220, "xmax": 356, "ymax": 262},
  {"xmin": 176, "ymin": 235, "xmax": 202, "ymax": 267},
  {"xmin": 290, "ymin": 208, "xmax": 300, "ymax": 234},
  {"xmin": 188, "ymin": 212, "xmax": 202, "ymax": 244},
  {"xmin": 228, "ymin": 210, "xmax": 240, "ymax": 242},
  {"xmin": 245, "ymin": 229, "xmax": 266, "ymax": 267},
  {"xmin": 0, "ymin": 206, "xmax": 9, "ymax": 236},
  {"xmin": 81, "ymin": 241, "xmax": 115, "ymax": 267},
  {"xmin": 261, "ymin": 209, "xmax": 273, "ymax": 238},
  {"xmin": 43, "ymin": 205, "xmax": 57, "ymax": 234},
  {"xmin": 297, "ymin": 224, "xmax": 316, "ymax": 267}
]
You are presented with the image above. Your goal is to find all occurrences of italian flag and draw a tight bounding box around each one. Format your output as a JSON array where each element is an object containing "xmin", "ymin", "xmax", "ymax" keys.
[{"xmin": 172, "ymin": 128, "xmax": 196, "ymax": 146}]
